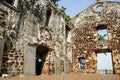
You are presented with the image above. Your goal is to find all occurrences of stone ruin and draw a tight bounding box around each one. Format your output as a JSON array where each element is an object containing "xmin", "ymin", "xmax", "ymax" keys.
[
  {"xmin": 0, "ymin": 0, "xmax": 73, "ymax": 76},
  {"xmin": 0, "ymin": 0, "xmax": 120, "ymax": 77},
  {"xmin": 71, "ymin": 1, "xmax": 120, "ymax": 74}
]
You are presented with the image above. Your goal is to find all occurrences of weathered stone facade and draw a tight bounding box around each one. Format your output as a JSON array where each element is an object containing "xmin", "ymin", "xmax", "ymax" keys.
[
  {"xmin": 0, "ymin": 0, "xmax": 72, "ymax": 76},
  {"xmin": 0, "ymin": 0, "xmax": 120, "ymax": 77},
  {"xmin": 71, "ymin": 1, "xmax": 120, "ymax": 74}
]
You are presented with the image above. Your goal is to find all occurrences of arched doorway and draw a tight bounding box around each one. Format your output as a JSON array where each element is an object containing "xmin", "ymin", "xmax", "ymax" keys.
[{"xmin": 36, "ymin": 45, "xmax": 49, "ymax": 75}]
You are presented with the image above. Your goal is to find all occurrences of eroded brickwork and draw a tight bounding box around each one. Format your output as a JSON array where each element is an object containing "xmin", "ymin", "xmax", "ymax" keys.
[
  {"xmin": 0, "ymin": 0, "xmax": 120, "ymax": 77},
  {"xmin": 71, "ymin": 1, "xmax": 120, "ymax": 74},
  {"xmin": 0, "ymin": 0, "xmax": 72, "ymax": 76}
]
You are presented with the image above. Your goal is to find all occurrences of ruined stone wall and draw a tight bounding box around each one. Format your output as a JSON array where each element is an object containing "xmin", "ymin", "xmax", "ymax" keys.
[
  {"xmin": 71, "ymin": 1, "xmax": 120, "ymax": 74},
  {"xmin": 0, "ymin": 0, "xmax": 21, "ymax": 75},
  {"xmin": 0, "ymin": 0, "xmax": 73, "ymax": 76}
]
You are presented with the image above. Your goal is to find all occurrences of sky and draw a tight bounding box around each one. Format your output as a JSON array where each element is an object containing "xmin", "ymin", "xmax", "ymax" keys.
[
  {"xmin": 57, "ymin": 0, "xmax": 120, "ymax": 18},
  {"xmin": 97, "ymin": 53, "xmax": 113, "ymax": 70}
]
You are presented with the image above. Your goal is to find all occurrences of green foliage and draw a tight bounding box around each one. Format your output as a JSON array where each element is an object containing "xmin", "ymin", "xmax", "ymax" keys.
[
  {"xmin": 60, "ymin": 6, "xmax": 66, "ymax": 14},
  {"xmin": 65, "ymin": 14, "xmax": 71, "ymax": 21},
  {"xmin": 51, "ymin": 0, "xmax": 60, "ymax": 6},
  {"xmin": 51, "ymin": 1, "xmax": 71, "ymax": 21},
  {"xmin": 98, "ymin": 34, "xmax": 107, "ymax": 40},
  {"xmin": 98, "ymin": 34, "xmax": 107, "ymax": 55},
  {"xmin": 60, "ymin": 6, "xmax": 71, "ymax": 21}
]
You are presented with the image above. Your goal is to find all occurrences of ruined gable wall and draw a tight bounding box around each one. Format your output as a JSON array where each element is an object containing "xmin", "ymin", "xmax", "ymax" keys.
[
  {"xmin": 71, "ymin": 2, "xmax": 120, "ymax": 74},
  {"xmin": 71, "ymin": 2, "xmax": 120, "ymax": 27}
]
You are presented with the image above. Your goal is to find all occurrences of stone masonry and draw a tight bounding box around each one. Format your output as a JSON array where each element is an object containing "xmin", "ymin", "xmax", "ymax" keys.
[
  {"xmin": 0, "ymin": 0, "xmax": 72, "ymax": 76},
  {"xmin": 0, "ymin": 0, "xmax": 120, "ymax": 77},
  {"xmin": 71, "ymin": 1, "xmax": 120, "ymax": 74}
]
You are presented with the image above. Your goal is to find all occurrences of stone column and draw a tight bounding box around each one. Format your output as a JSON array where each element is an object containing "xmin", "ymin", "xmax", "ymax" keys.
[{"xmin": 0, "ymin": 39, "xmax": 4, "ymax": 74}]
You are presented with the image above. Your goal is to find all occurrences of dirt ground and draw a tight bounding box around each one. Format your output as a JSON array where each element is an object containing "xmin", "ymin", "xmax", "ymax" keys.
[{"xmin": 0, "ymin": 72, "xmax": 120, "ymax": 80}]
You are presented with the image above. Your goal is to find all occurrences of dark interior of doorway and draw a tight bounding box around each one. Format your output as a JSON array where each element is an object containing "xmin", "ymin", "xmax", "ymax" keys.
[{"xmin": 36, "ymin": 45, "xmax": 49, "ymax": 75}]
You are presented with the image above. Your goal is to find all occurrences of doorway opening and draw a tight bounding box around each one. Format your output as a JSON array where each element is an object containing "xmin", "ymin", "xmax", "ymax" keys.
[
  {"xmin": 36, "ymin": 45, "xmax": 49, "ymax": 75},
  {"xmin": 96, "ymin": 49, "xmax": 113, "ymax": 74}
]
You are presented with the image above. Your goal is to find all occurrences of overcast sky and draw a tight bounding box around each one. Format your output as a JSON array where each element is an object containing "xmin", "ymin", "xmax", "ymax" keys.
[{"xmin": 57, "ymin": 0, "xmax": 120, "ymax": 18}]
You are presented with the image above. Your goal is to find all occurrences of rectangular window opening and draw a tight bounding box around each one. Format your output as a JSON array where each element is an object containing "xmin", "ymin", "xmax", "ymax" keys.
[
  {"xmin": 65, "ymin": 25, "xmax": 70, "ymax": 39},
  {"xmin": 65, "ymin": 25, "xmax": 71, "ymax": 41},
  {"xmin": 78, "ymin": 57, "xmax": 86, "ymax": 69},
  {"xmin": 1, "ymin": 0, "xmax": 18, "ymax": 11},
  {"xmin": 3, "ymin": 0, "xmax": 15, "ymax": 5},
  {"xmin": 96, "ymin": 25, "xmax": 108, "ymax": 40}
]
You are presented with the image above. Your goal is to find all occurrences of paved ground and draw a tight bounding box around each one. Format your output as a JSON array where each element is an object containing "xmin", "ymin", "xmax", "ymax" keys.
[{"xmin": 0, "ymin": 72, "xmax": 120, "ymax": 80}]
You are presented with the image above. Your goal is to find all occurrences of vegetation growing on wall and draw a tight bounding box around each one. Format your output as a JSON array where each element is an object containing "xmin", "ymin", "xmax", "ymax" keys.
[
  {"xmin": 51, "ymin": 0, "xmax": 60, "ymax": 6},
  {"xmin": 60, "ymin": 6, "xmax": 71, "ymax": 21},
  {"xmin": 50, "ymin": 0, "xmax": 72, "ymax": 21},
  {"xmin": 98, "ymin": 34, "xmax": 107, "ymax": 40}
]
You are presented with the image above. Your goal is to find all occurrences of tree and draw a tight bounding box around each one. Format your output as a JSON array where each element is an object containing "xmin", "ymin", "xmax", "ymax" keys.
[
  {"xmin": 60, "ymin": 6, "xmax": 71, "ymax": 20},
  {"xmin": 51, "ymin": 0, "xmax": 60, "ymax": 6},
  {"xmin": 60, "ymin": 6, "xmax": 66, "ymax": 14}
]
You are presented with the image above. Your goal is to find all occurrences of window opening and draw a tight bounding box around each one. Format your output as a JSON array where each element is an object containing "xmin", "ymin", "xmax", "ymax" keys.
[
  {"xmin": 96, "ymin": 5, "xmax": 103, "ymax": 12},
  {"xmin": 3, "ymin": 0, "xmax": 14, "ymax": 5},
  {"xmin": 65, "ymin": 25, "xmax": 71, "ymax": 39},
  {"xmin": 45, "ymin": 9, "xmax": 51, "ymax": 26},
  {"xmin": 78, "ymin": 57, "xmax": 86, "ymax": 69},
  {"xmin": 96, "ymin": 25, "xmax": 108, "ymax": 40}
]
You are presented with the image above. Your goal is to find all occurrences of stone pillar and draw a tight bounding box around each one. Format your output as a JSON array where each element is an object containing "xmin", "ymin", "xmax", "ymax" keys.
[
  {"xmin": 54, "ymin": 57, "xmax": 62, "ymax": 74},
  {"xmin": 64, "ymin": 58, "xmax": 70, "ymax": 73},
  {"xmin": 0, "ymin": 39, "xmax": 4, "ymax": 75},
  {"xmin": 24, "ymin": 45, "xmax": 36, "ymax": 75}
]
